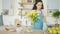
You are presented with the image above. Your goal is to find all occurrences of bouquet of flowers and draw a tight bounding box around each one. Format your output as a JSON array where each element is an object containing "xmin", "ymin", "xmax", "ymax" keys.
[{"xmin": 26, "ymin": 11, "xmax": 40, "ymax": 25}]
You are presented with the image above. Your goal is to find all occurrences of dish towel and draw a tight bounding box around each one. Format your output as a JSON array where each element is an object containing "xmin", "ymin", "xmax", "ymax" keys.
[{"xmin": 43, "ymin": 22, "xmax": 47, "ymax": 31}]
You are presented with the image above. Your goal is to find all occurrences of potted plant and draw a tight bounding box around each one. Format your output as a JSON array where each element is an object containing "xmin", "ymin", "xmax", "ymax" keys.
[{"xmin": 52, "ymin": 10, "xmax": 60, "ymax": 27}]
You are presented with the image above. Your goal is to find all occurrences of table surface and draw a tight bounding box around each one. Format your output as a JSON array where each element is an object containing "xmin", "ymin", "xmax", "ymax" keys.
[
  {"xmin": 0, "ymin": 26, "xmax": 48, "ymax": 34},
  {"xmin": 0, "ymin": 30, "xmax": 49, "ymax": 34}
]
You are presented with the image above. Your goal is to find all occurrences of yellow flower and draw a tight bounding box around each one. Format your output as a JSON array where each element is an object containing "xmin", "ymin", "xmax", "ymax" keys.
[{"xmin": 26, "ymin": 11, "xmax": 40, "ymax": 25}]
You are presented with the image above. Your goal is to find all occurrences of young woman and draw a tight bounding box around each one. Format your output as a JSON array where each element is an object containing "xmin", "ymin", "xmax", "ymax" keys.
[{"xmin": 32, "ymin": 1, "xmax": 47, "ymax": 30}]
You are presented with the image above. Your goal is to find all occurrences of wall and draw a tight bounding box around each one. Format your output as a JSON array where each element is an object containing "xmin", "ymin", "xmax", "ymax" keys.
[
  {"xmin": 2, "ymin": 0, "xmax": 12, "ymax": 9},
  {"xmin": 0, "ymin": 0, "xmax": 3, "ymax": 26},
  {"xmin": 2, "ymin": 0, "xmax": 14, "ymax": 15},
  {"xmin": 0, "ymin": 0, "xmax": 2, "ymax": 15},
  {"xmin": 13, "ymin": 0, "xmax": 20, "ymax": 15},
  {"xmin": 0, "ymin": 0, "xmax": 2, "ymax": 9},
  {"xmin": 59, "ymin": 0, "xmax": 60, "ymax": 9},
  {"xmin": 42, "ymin": 0, "xmax": 47, "ymax": 10},
  {"xmin": 47, "ymin": 0, "xmax": 59, "ymax": 9}
]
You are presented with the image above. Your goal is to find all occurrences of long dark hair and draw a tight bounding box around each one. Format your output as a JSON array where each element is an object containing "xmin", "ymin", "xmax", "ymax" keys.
[{"xmin": 32, "ymin": 1, "xmax": 44, "ymax": 10}]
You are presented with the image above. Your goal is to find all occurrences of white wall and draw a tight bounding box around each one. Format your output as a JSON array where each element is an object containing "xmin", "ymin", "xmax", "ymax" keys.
[
  {"xmin": 59, "ymin": 0, "xmax": 60, "ymax": 10},
  {"xmin": 42, "ymin": 0, "xmax": 47, "ymax": 10},
  {"xmin": 13, "ymin": 0, "xmax": 20, "ymax": 15},
  {"xmin": 0, "ymin": 0, "xmax": 2, "ymax": 9},
  {"xmin": 2, "ymin": 0, "xmax": 14, "ymax": 15},
  {"xmin": 47, "ymin": 0, "xmax": 59, "ymax": 9},
  {"xmin": 2, "ymin": 0, "xmax": 12, "ymax": 9},
  {"xmin": 0, "ymin": 0, "xmax": 2, "ymax": 15}
]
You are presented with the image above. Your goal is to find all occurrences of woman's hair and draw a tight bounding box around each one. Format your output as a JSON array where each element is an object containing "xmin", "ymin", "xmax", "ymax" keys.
[{"xmin": 32, "ymin": 1, "xmax": 44, "ymax": 10}]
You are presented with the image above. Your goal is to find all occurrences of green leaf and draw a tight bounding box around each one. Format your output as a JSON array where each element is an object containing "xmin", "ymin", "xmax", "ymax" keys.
[{"xmin": 52, "ymin": 10, "xmax": 60, "ymax": 19}]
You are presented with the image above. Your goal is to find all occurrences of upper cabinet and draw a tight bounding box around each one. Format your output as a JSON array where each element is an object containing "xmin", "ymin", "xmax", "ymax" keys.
[{"xmin": 47, "ymin": 0, "xmax": 59, "ymax": 9}]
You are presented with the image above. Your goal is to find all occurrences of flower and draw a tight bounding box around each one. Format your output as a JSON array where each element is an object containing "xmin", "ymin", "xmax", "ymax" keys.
[{"xmin": 26, "ymin": 11, "xmax": 40, "ymax": 25}]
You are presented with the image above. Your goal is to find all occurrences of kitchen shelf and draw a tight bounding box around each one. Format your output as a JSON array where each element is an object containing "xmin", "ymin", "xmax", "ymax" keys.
[{"xmin": 18, "ymin": 0, "xmax": 35, "ymax": 16}]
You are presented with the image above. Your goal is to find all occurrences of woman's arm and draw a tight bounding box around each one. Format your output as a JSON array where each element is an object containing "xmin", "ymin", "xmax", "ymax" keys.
[
  {"xmin": 42, "ymin": 10, "xmax": 47, "ymax": 23},
  {"xmin": 44, "ymin": 16, "xmax": 47, "ymax": 23},
  {"xmin": 42, "ymin": 10, "xmax": 48, "ymax": 31}
]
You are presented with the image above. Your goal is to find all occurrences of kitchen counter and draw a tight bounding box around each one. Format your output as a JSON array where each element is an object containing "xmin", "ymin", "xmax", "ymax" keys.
[
  {"xmin": 0, "ymin": 30, "xmax": 48, "ymax": 34},
  {"xmin": 0, "ymin": 26, "xmax": 49, "ymax": 34}
]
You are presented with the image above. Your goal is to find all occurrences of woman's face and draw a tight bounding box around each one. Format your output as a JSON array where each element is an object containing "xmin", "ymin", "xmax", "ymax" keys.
[{"xmin": 36, "ymin": 2, "xmax": 42, "ymax": 10}]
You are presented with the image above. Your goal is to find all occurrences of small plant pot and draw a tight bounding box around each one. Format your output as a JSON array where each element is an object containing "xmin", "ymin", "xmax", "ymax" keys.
[{"xmin": 55, "ymin": 24, "xmax": 59, "ymax": 28}]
